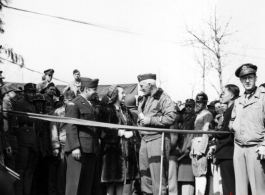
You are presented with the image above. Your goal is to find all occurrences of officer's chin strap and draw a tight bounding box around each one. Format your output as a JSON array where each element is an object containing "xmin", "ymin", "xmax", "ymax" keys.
[{"xmin": 158, "ymin": 132, "xmax": 165, "ymax": 195}]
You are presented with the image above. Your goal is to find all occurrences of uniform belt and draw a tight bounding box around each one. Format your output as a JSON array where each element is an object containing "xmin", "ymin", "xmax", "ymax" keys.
[{"xmin": 19, "ymin": 123, "xmax": 34, "ymax": 127}]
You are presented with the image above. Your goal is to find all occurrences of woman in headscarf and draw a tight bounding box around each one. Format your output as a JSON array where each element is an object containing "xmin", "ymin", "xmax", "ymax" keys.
[{"xmin": 98, "ymin": 85, "xmax": 140, "ymax": 195}]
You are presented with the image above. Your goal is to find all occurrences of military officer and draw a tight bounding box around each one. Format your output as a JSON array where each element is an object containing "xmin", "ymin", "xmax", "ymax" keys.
[
  {"xmin": 65, "ymin": 77, "xmax": 101, "ymax": 195},
  {"xmin": 137, "ymin": 73, "xmax": 176, "ymax": 195},
  {"xmin": 231, "ymin": 64, "xmax": 265, "ymax": 195},
  {"xmin": 13, "ymin": 83, "xmax": 38, "ymax": 195},
  {"xmin": 37, "ymin": 69, "xmax": 60, "ymax": 97}
]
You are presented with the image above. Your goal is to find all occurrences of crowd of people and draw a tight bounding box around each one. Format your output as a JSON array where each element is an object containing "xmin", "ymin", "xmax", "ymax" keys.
[{"xmin": 0, "ymin": 63, "xmax": 265, "ymax": 195}]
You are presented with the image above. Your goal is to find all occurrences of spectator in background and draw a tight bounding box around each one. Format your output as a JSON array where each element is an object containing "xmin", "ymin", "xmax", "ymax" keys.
[
  {"xmin": 49, "ymin": 90, "xmax": 76, "ymax": 195},
  {"xmin": 190, "ymin": 92, "xmax": 213, "ymax": 195},
  {"xmin": 214, "ymin": 84, "xmax": 239, "ymax": 195},
  {"xmin": 37, "ymin": 69, "xmax": 60, "ymax": 97},
  {"xmin": 63, "ymin": 69, "xmax": 81, "ymax": 96},
  {"xmin": 178, "ymin": 99, "xmax": 197, "ymax": 195},
  {"xmin": 13, "ymin": 83, "xmax": 38, "ymax": 195},
  {"xmin": 124, "ymin": 94, "xmax": 138, "ymax": 124}
]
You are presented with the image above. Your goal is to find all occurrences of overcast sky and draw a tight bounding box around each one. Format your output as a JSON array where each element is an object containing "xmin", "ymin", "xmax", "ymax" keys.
[{"xmin": 1, "ymin": 0, "xmax": 265, "ymax": 101}]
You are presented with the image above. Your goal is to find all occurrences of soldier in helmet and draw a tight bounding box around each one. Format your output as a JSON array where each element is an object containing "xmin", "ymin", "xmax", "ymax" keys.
[
  {"xmin": 190, "ymin": 92, "xmax": 213, "ymax": 195},
  {"xmin": 13, "ymin": 83, "xmax": 38, "ymax": 195},
  {"xmin": 124, "ymin": 94, "xmax": 138, "ymax": 124},
  {"xmin": 49, "ymin": 90, "xmax": 76, "ymax": 195}
]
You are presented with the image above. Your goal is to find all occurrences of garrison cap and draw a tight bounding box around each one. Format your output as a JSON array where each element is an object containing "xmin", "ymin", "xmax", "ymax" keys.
[
  {"xmin": 73, "ymin": 69, "xmax": 80, "ymax": 74},
  {"xmin": 185, "ymin": 99, "xmax": 195, "ymax": 105},
  {"xmin": 44, "ymin": 69, "xmax": 54, "ymax": 76},
  {"xmin": 235, "ymin": 63, "xmax": 257, "ymax": 78},
  {"xmin": 137, "ymin": 73, "xmax": 156, "ymax": 82},
  {"xmin": 1, "ymin": 83, "xmax": 21, "ymax": 95},
  {"xmin": 125, "ymin": 94, "xmax": 137, "ymax": 108},
  {"xmin": 24, "ymin": 83, "xmax": 37, "ymax": 91},
  {"xmin": 63, "ymin": 90, "xmax": 76, "ymax": 100},
  {"xmin": 80, "ymin": 77, "xmax": 99, "ymax": 88}
]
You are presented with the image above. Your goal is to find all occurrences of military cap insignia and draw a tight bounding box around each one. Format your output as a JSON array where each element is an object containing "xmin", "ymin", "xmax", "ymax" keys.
[{"xmin": 242, "ymin": 65, "xmax": 248, "ymax": 70}]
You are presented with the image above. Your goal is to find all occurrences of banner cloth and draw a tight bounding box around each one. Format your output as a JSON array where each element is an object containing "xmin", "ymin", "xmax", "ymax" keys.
[{"xmin": 2, "ymin": 109, "xmax": 231, "ymax": 135}]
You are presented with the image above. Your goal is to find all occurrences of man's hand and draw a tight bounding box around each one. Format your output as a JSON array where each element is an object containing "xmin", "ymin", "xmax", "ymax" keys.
[
  {"xmin": 207, "ymin": 146, "xmax": 216, "ymax": 159},
  {"xmin": 256, "ymin": 146, "xmax": 265, "ymax": 160},
  {"xmin": 141, "ymin": 117, "xmax": 151, "ymax": 126},
  {"xmin": 72, "ymin": 148, "xmax": 81, "ymax": 160},
  {"xmin": 53, "ymin": 149, "xmax": 59, "ymax": 157}
]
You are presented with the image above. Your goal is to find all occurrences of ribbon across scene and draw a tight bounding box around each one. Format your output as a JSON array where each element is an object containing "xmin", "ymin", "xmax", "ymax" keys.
[{"xmin": 2, "ymin": 109, "xmax": 231, "ymax": 134}]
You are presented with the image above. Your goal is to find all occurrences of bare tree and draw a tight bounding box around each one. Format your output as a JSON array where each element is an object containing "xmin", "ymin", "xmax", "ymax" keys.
[
  {"xmin": 186, "ymin": 8, "xmax": 237, "ymax": 94},
  {"xmin": 192, "ymin": 45, "xmax": 211, "ymax": 92},
  {"xmin": 0, "ymin": 0, "xmax": 10, "ymax": 33}
]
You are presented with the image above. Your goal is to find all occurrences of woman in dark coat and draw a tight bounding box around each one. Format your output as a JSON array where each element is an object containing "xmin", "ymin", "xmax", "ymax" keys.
[
  {"xmin": 98, "ymin": 85, "xmax": 139, "ymax": 195},
  {"xmin": 178, "ymin": 99, "xmax": 197, "ymax": 195}
]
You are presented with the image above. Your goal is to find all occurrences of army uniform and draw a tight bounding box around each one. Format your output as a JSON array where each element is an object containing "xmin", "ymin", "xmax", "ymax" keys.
[
  {"xmin": 13, "ymin": 83, "xmax": 38, "ymax": 195},
  {"xmin": 232, "ymin": 64, "xmax": 265, "ymax": 195},
  {"xmin": 137, "ymin": 74, "xmax": 176, "ymax": 195},
  {"xmin": 65, "ymin": 78, "xmax": 101, "ymax": 195}
]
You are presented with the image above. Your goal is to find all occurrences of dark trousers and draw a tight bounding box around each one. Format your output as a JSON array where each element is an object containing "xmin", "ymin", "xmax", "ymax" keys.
[
  {"xmin": 5, "ymin": 153, "xmax": 17, "ymax": 170},
  {"xmin": 65, "ymin": 152, "xmax": 101, "ymax": 195},
  {"xmin": 49, "ymin": 145, "xmax": 67, "ymax": 195},
  {"xmin": 15, "ymin": 147, "xmax": 38, "ymax": 195},
  {"xmin": 4, "ymin": 153, "xmax": 17, "ymax": 195},
  {"xmin": 219, "ymin": 159, "xmax": 235, "ymax": 195}
]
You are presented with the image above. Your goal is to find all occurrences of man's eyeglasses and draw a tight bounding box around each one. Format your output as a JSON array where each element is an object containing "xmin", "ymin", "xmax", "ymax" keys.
[
  {"xmin": 185, "ymin": 105, "xmax": 193, "ymax": 108},
  {"xmin": 240, "ymin": 76, "xmax": 255, "ymax": 82}
]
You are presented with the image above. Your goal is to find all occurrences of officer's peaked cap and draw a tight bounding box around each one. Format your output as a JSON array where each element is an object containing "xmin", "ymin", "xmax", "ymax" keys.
[{"xmin": 235, "ymin": 63, "xmax": 257, "ymax": 78}]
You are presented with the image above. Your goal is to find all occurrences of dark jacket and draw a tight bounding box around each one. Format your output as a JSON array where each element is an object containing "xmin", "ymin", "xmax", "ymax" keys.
[
  {"xmin": 214, "ymin": 103, "xmax": 234, "ymax": 159},
  {"xmin": 98, "ymin": 103, "xmax": 139, "ymax": 183},
  {"xmin": 13, "ymin": 97, "xmax": 36, "ymax": 148},
  {"xmin": 137, "ymin": 88, "xmax": 176, "ymax": 141},
  {"xmin": 2, "ymin": 98, "xmax": 17, "ymax": 153},
  {"xmin": 65, "ymin": 95, "xmax": 99, "ymax": 154}
]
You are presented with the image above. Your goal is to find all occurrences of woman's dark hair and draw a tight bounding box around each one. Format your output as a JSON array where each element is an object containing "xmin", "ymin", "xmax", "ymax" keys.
[{"xmin": 224, "ymin": 84, "xmax": 240, "ymax": 100}]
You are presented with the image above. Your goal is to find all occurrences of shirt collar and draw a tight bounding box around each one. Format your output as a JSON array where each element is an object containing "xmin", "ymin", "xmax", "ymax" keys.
[{"xmin": 80, "ymin": 94, "xmax": 91, "ymax": 105}]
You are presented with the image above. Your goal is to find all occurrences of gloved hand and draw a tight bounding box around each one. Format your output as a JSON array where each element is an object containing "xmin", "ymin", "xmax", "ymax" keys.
[
  {"xmin": 124, "ymin": 131, "xmax": 134, "ymax": 138},
  {"xmin": 118, "ymin": 129, "xmax": 125, "ymax": 137}
]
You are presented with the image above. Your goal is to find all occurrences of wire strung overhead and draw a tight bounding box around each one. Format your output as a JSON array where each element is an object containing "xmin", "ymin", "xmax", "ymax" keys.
[
  {"xmin": 1, "ymin": 3, "xmax": 185, "ymax": 45},
  {"xmin": 0, "ymin": 56, "xmax": 68, "ymax": 83}
]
